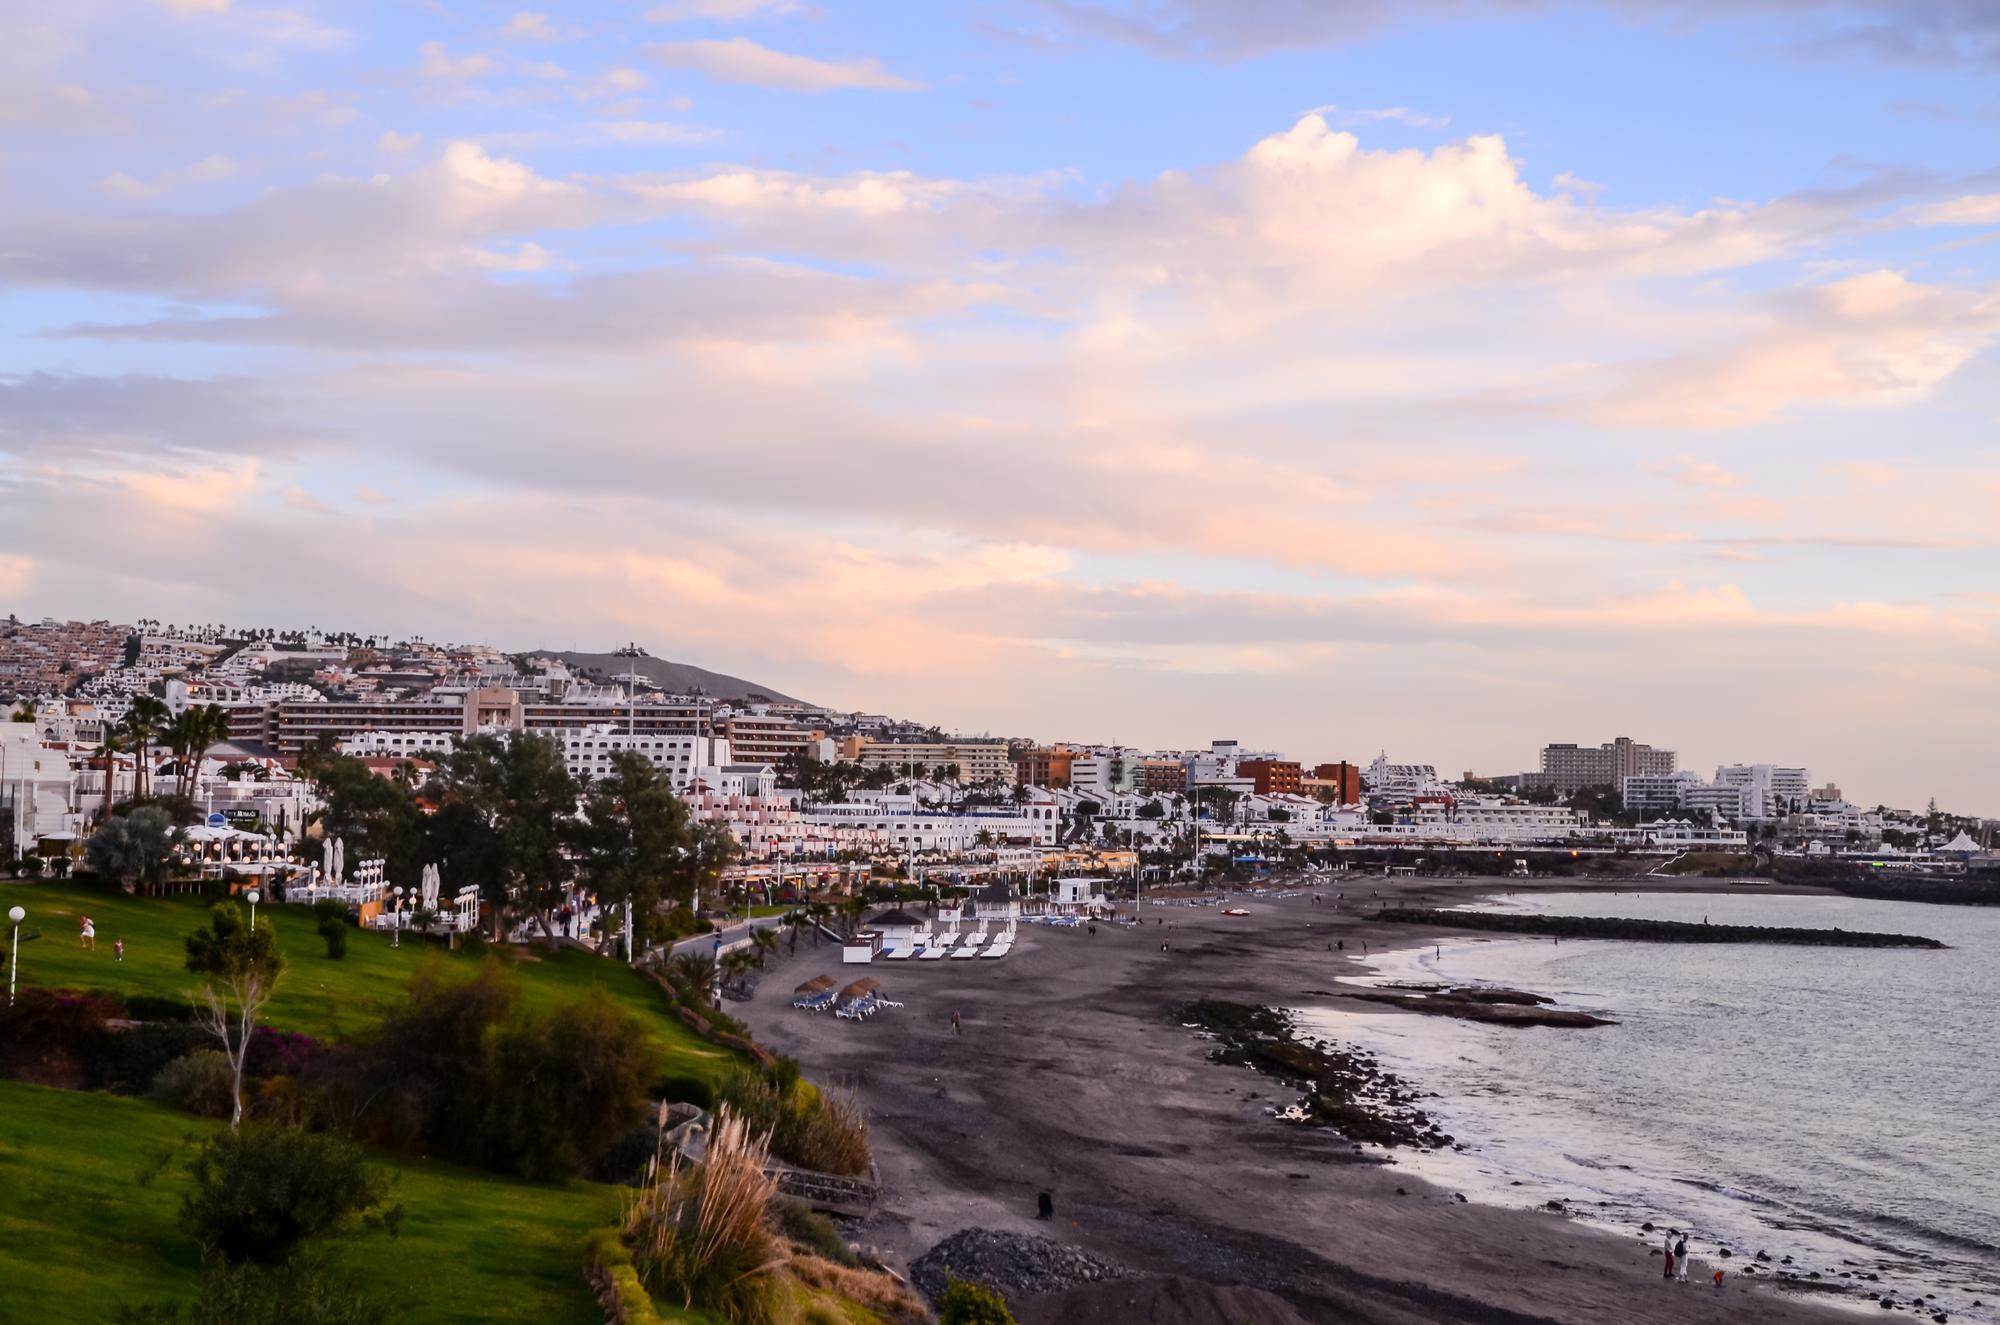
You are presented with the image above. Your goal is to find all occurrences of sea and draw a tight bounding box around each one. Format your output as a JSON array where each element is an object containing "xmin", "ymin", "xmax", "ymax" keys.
[{"xmin": 1292, "ymin": 889, "xmax": 2000, "ymax": 1319}]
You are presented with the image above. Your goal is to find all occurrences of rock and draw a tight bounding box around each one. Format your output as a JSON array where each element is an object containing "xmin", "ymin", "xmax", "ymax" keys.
[
  {"xmin": 1395, "ymin": 1187, "xmax": 1408, "ymax": 1196},
  {"xmin": 1718, "ymin": 1248, "xmax": 1731, "ymax": 1258},
  {"xmin": 1453, "ymin": 1193, "xmax": 1468, "ymax": 1203},
  {"xmin": 1641, "ymin": 1222, "xmax": 1655, "ymax": 1232},
  {"xmin": 911, "ymin": 1229, "xmax": 1126, "ymax": 1306},
  {"xmin": 1545, "ymin": 1200, "xmax": 1566, "ymax": 1212}
]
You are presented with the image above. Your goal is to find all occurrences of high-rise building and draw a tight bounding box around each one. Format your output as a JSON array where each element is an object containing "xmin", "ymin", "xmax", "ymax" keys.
[
  {"xmin": 1536, "ymin": 737, "xmax": 1675, "ymax": 794},
  {"xmin": 1305, "ymin": 761, "xmax": 1363, "ymax": 805}
]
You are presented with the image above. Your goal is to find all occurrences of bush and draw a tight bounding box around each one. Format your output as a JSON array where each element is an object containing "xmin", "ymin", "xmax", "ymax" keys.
[
  {"xmin": 90, "ymin": 1021, "xmax": 210, "ymax": 1094},
  {"xmin": 716, "ymin": 1070, "xmax": 871, "ymax": 1177},
  {"xmin": 341, "ymin": 960, "xmax": 652, "ymax": 1181},
  {"xmin": 0, "ymin": 987, "xmax": 118, "ymax": 1083},
  {"xmin": 118, "ymin": 1247, "xmax": 388, "ymax": 1324},
  {"xmin": 481, "ymin": 989, "xmax": 655, "ymax": 1181},
  {"xmin": 938, "ymin": 1277, "xmax": 1016, "ymax": 1325},
  {"xmin": 150, "ymin": 1051, "xmax": 238, "ymax": 1119},
  {"xmin": 126, "ymin": 994, "xmax": 197, "ymax": 1023},
  {"xmin": 310, "ymin": 900, "xmax": 348, "ymax": 958},
  {"xmin": 242, "ymin": 1028, "xmax": 323, "ymax": 1082},
  {"xmin": 652, "ymin": 1072, "xmax": 715, "ymax": 1110},
  {"xmin": 181, "ymin": 1124, "xmax": 400, "ymax": 1266},
  {"xmin": 623, "ymin": 1108, "xmax": 786, "ymax": 1325},
  {"xmin": 770, "ymin": 1197, "xmax": 858, "ymax": 1268}
]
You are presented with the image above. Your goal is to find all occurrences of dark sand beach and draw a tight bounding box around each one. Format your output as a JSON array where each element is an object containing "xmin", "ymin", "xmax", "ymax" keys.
[{"xmin": 738, "ymin": 873, "xmax": 1869, "ymax": 1324}]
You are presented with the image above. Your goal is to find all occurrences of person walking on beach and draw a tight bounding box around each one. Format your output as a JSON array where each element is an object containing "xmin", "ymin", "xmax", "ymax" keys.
[
  {"xmin": 949, "ymin": 1009, "xmax": 962, "ymax": 1036},
  {"xmin": 1674, "ymin": 1235, "xmax": 1690, "ymax": 1283},
  {"xmin": 1662, "ymin": 1229, "xmax": 1677, "ymax": 1280},
  {"xmin": 79, "ymin": 915, "xmax": 95, "ymax": 950}
]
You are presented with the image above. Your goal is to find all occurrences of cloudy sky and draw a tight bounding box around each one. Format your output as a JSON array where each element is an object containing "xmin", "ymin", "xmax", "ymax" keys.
[{"xmin": 5, "ymin": 0, "xmax": 1999, "ymax": 808}]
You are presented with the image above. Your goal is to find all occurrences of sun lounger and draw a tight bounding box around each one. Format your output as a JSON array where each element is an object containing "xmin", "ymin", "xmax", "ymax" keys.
[
  {"xmin": 979, "ymin": 942, "xmax": 1008, "ymax": 958},
  {"xmin": 919, "ymin": 944, "xmax": 949, "ymax": 960},
  {"xmin": 951, "ymin": 943, "xmax": 980, "ymax": 959},
  {"xmin": 883, "ymin": 945, "xmax": 911, "ymax": 960}
]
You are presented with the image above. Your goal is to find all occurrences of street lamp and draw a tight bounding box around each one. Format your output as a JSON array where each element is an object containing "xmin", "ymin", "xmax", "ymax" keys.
[
  {"xmin": 246, "ymin": 889, "xmax": 260, "ymax": 930},
  {"xmin": 392, "ymin": 886, "xmax": 405, "ymax": 948},
  {"xmin": 8, "ymin": 905, "xmax": 23, "ymax": 1006}
]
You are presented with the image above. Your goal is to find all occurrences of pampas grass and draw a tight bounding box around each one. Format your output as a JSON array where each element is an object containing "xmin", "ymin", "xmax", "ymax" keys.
[{"xmin": 623, "ymin": 1106, "xmax": 789, "ymax": 1325}]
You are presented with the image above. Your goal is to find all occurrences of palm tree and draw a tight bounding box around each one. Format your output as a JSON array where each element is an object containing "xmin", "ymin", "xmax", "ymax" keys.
[
  {"xmin": 841, "ymin": 895, "xmax": 867, "ymax": 937},
  {"xmin": 806, "ymin": 900, "xmax": 830, "ymax": 946},
  {"xmin": 783, "ymin": 910, "xmax": 806, "ymax": 955},
  {"xmin": 92, "ymin": 732, "xmax": 126, "ymax": 825},
  {"xmin": 670, "ymin": 952, "xmax": 718, "ymax": 1004},
  {"xmin": 123, "ymin": 695, "xmax": 170, "ymax": 801},
  {"xmin": 750, "ymin": 926, "xmax": 779, "ymax": 968},
  {"xmin": 720, "ymin": 947, "xmax": 755, "ymax": 990}
]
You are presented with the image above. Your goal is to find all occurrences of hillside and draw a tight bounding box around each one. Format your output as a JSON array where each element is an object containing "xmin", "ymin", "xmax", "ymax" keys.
[{"xmin": 531, "ymin": 649, "xmax": 804, "ymax": 705}]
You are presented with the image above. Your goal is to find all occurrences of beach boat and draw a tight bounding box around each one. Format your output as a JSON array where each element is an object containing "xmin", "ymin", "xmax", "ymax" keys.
[{"xmin": 1221, "ymin": 907, "xmax": 1249, "ymax": 917}]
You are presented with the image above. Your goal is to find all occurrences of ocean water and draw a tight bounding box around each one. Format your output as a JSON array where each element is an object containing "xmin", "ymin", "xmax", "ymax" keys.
[{"xmin": 1292, "ymin": 890, "xmax": 2000, "ymax": 1318}]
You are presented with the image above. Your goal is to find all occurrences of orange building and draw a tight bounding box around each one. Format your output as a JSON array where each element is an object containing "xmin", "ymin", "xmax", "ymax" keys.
[
  {"xmin": 1237, "ymin": 758, "xmax": 1303, "ymax": 795},
  {"xmin": 1305, "ymin": 761, "xmax": 1363, "ymax": 805},
  {"xmin": 1013, "ymin": 744, "xmax": 1076, "ymax": 788}
]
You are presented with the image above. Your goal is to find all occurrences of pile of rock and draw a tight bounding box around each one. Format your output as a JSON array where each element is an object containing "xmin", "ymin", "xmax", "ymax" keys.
[{"xmin": 910, "ymin": 1229, "xmax": 1125, "ymax": 1305}]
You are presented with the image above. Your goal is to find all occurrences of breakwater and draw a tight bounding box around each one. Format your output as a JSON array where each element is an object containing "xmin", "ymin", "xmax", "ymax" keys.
[{"xmin": 1370, "ymin": 907, "xmax": 1946, "ymax": 949}]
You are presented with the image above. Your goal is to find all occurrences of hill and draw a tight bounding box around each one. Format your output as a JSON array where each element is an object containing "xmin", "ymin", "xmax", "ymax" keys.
[{"xmin": 532, "ymin": 649, "xmax": 804, "ymax": 705}]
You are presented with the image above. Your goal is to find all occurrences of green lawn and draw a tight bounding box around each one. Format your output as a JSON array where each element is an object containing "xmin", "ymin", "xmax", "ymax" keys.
[
  {"xmin": 0, "ymin": 1079, "xmax": 618, "ymax": 1324},
  {"xmin": 2, "ymin": 879, "xmax": 737, "ymax": 1088}
]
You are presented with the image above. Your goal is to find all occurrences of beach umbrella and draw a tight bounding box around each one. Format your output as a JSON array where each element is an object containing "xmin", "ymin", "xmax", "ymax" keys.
[
  {"xmin": 321, "ymin": 837, "xmax": 332, "ymax": 879},
  {"xmin": 332, "ymin": 837, "xmax": 345, "ymax": 885}
]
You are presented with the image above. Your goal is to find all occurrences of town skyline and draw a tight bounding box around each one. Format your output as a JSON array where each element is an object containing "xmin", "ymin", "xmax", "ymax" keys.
[
  {"xmin": 0, "ymin": 608, "xmax": 1974, "ymax": 818},
  {"xmin": 7, "ymin": 2, "xmax": 1999, "ymax": 817}
]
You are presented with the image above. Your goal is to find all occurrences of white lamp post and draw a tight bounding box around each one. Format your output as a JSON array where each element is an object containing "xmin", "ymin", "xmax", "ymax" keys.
[
  {"xmin": 8, "ymin": 905, "xmax": 23, "ymax": 1006},
  {"xmin": 246, "ymin": 889, "xmax": 260, "ymax": 930},
  {"xmin": 392, "ymin": 886, "xmax": 404, "ymax": 947}
]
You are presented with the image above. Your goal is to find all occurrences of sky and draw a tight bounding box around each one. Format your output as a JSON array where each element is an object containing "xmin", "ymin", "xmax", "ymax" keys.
[{"xmin": 3, "ymin": 0, "xmax": 1999, "ymax": 811}]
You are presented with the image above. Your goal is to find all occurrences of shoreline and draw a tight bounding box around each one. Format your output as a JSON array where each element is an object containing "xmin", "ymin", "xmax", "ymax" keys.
[
  {"xmin": 1321, "ymin": 887, "xmax": 1991, "ymax": 1323},
  {"xmin": 733, "ymin": 872, "xmax": 1899, "ymax": 1324}
]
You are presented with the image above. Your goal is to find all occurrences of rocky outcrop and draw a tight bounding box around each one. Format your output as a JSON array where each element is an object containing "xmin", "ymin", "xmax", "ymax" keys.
[{"xmin": 910, "ymin": 1229, "xmax": 1125, "ymax": 1306}]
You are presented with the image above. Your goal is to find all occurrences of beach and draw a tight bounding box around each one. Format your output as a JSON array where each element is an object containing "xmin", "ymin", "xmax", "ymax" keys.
[{"xmin": 736, "ymin": 873, "xmax": 1883, "ymax": 1324}]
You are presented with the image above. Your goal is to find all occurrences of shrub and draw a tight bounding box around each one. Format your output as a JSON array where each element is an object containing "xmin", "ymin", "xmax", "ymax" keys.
[
  {"xmin": 0, "ymin": 987, "xmax": 118, "ymax": 1083},
  {"xmin": 481, "ymin": 989, "xmax": 655, "ymax": 1181},
  {"xmin": 317, "ymin": 918, "xmax": 347, "ymax": 960},
  {"xmin": 652, "ymin": 1072, "xmax": 715, "ymax": 1110},
  {"xmin": 125, "ymin": 994, "xmax": 197, "ymax": 1023},
  {"xmin": 769, "ymin": 1197, "xmax": 858, "ymax": 1268},
  {"xmin": 150, "ymin": 1051, "xmax": 240, "ymax": 1119},
  {"xmin": 623, "ymin": 1107, "xmax": 787, "ymax": 1325},
  {"xmin": 343, "ymin": 961, "xmax": 651, "ymax": 1181},
  {"xmin": 716, "ymin": 1070, "xmax": 871, "ymax": 1177},
  {"xmin": 181, "ymin": 1124, "xmax": 400, "ymax": 1266},
  {"xmin": 582, "ymin": 1229, "xmax": 668, "ymax": 1325},
  {"xmin": 117, "ymin": 1247, "xmax": 388, "ymax": 1324},
  {"xmin": 938, "ymin": 1277, "xmax": 1016, "ymax": 1325},
  {"xmin": 90, "ymin": 1021, "xmax": 210, "ymax": 1095},
  {"xmin": 242, "ymin": 1028, "xmax": 323, "ymax": 1082}
]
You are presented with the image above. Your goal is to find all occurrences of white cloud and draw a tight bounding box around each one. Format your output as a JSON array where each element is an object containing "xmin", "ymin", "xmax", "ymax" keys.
[
  {"xmin": 419, "ymin": 41, "xmax": 498, "ymax": 80},
  {"xmin": 646, "ymin": 0, "xmax": 803, "ymax": 21},
  {"xmin": 593, "ymin": 120, "xmax": 720, "ymax": 147},
  {"xmin": 377, "ymin": 129, "xmax": 422, "ymax": 153},
  {"xmin": 500, "ymin": 11, "xmax": 576, "ymax": 42},
  {"xmin": 97, "ymin": 155, "xmax": 241, "ymax": 200},
  {"xmin": 1298, "ymin": 102, "xmax": 1450, "ymax": 130},
  {"xmin": 646, "ymin": 37, "xmax": 923, "ymax": 92}
]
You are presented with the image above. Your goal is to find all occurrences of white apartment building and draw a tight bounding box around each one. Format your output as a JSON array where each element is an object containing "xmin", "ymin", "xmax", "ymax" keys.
[
  {"xmin": 1365, "ymin": 753, "xmax": 1445, "ymax": 802},
  {"xmin": 1621, "ymin": 771, "xmax": 1706, "ymax": 814},
  {"xmin": 0, "ymin": 726, "xmax": 82, "ymax": 856},
  {"xmin": 1405, "ymin": 801, "xmax": 1584, "ymax": 837},
  {"xmin": 1714, "ymin": 764, "xmax": 1811, "ymax": 819},
  {"xmin": 841, "ymin": 737, "xmax": 1014, "ymax": 784}
]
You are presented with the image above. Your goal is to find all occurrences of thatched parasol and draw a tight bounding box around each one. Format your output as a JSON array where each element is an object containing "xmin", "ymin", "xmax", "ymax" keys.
[
  {"xmin": 837, "ymin": 977, "xmax": 881, "ymax": 1005},
  {"xmin": 795, "ymin": 974, "xmax": 837, "ymax": 995}
]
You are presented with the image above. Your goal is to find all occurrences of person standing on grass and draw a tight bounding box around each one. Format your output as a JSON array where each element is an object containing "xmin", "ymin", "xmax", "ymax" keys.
[
  {"xmin": 80, "ymin": 915, "xmax": 96, "ymax": 950},
  {"xmin": 114, "ymin": 939, "xmax": 125, "ymax": 962}
]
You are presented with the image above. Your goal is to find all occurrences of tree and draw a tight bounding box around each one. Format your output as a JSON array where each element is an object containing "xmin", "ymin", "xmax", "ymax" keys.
[
  {"xmin": 783, "ymin": 909, "xmax": 806, "ymax": 955},
  {"xmin": 428, "ymin": 734, "xmax": 580, "ymax": 943},
  {"xmin": 720, "ymin": 947, "xmax": 756, "ymax": 992},
  {"xmin": 86, "ymin": 806, "xmax": 175, "ymax": 890},
  {"xmin": 1136, "ymin": 799, "xmax": 1165, "ymax": 820},
  {"xmin": 184, "ymin": 901, "xmax": 285, "ymax": 1130},
  {"xmin": 124, "ymin": 694, "xmax": 171, "ymax": 800},
  {"xmin": 749, "ymin": 926, "xmax": 779, "ymax": 968},
  {"xmin": 579, "ymin": 753, "xmax": 694, "ymax": 954},
  {"xmin": 169, "ymin": 703, "xmax": 231, "ymax": 801},
  {"xmin": 92, "ymin": 731, "xmax": 126, "ymax": 825},
  {"xmin": 806, "ymin": 900, "xmax": 831, "ymax": 946}
]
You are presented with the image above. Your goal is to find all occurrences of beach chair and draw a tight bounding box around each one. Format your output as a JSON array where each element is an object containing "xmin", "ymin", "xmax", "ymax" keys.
[
  {"xmin": 951, "ymin": 940, "xmax": 981, "ymax": 959},
  {"xmin": 919, "ymin": 943, "xmax": 949, "ymax": 961},
  {"xmin": 979, "ymin": 941, "xmax": 1007, "ymax": 958},
  {"xmin": 883, "ymin": 945, "xmax": 911, "ymax": 961}
]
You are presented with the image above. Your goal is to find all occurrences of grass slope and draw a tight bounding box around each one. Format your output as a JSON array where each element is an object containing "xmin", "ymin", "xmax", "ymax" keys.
[
  {"xmin": 0, "ymin": 1080, "xmax": 617, "ymax": 1325},
  {"xmin": 3, "ymin": 879, "xmax": 736, "ymax": 1086}
]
